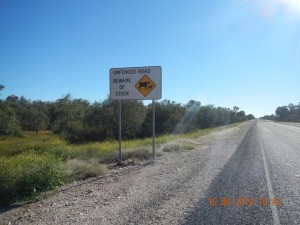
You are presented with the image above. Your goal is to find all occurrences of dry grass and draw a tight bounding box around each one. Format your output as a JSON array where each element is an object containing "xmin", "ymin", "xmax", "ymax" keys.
[
  {"xmin": 64, "ymin": 158, "xmax": 107, "ymax": 182},
  {"xmin": 160, "ymin": 139, "xmax": 197, "ymax": 153}
]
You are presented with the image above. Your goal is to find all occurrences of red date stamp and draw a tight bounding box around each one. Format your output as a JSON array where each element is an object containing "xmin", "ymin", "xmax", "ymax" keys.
[{"xmin": 208, "ymin": 197, "xmax": 281, "ymax": 207}]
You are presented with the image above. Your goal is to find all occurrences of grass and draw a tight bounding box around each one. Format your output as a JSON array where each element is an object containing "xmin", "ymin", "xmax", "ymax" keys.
[
  {"xmin": 161, "ymin": 139, "xmax": 197, "ymax": 153},
  {"xmin": 64, "ymin": 158, "xmax": 107, "ymax": 182},
  {"xmin": 0, "ymin": 122, "xmax": 243, "ymax": 206},
  {"xmin": 0, "ymin": 152, "xmax": 63, "ymax": 206},
  {"xmin": 0, "ymin": 131, "xmax": 65, "ymax": 157}
]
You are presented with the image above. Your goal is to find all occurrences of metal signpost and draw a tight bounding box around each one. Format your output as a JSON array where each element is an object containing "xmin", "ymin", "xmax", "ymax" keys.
[{"xmin": 109, "ymin": 66, "xmax": 162, "ymax": 164}]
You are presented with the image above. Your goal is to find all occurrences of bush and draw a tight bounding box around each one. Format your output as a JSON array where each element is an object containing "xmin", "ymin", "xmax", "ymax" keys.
[
  {"xmin": 161, "ymin": 139, "xmax": 196, "ymax": 153},
  {"xmin": 64, "ymin": 158, "xmax": 106, "ymax": 182},
  {"xmin": 0, "ymin": 153, "xmax": 64, "ymax": 206}
]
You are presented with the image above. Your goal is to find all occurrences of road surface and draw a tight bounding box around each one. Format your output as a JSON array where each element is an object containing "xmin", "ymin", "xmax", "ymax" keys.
[
  {"xmin": 1, "ymin": 121, "xmax": 300, "ymax": 224},
  {"xmin": 184, "ymin": 120, "xmax": 300, "ymax": 224}
]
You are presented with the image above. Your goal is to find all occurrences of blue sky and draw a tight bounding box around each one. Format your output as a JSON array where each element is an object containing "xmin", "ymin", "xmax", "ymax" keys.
[{"xmin": 0, "ymin": 0, "xmax": 299, "ymax": 117}]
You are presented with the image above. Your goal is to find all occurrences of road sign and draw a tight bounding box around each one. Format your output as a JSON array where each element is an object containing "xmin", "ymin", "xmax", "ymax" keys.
[
  {"xmin": 109, "ymin": 66, "xmax": 162, "ymax": 100},
  {"xmin": 135, "ymin": 75, "xmax": 157, "ymax": 97}
]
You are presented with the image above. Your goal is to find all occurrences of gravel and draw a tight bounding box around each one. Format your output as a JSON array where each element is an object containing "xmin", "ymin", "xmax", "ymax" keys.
[{"xmin": 0, "ymin": 122, "xmax": 253, "ymax": 225}]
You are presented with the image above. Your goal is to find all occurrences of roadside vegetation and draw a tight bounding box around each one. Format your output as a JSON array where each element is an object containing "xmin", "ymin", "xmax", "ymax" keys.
[
  {"xmin": 0, "ymin": 84, "xmax": 254, "ymax": 206},
  {"xmin": 0, "ymin": 124, "xmax": 241, "ymax": 206},
  {"xmin": 0, "ymin": 85, "xmax": 254, "ymax": 142},
  {"xmin": 261, "ymin": 102, "xmax": 300, "ymax": 122}
]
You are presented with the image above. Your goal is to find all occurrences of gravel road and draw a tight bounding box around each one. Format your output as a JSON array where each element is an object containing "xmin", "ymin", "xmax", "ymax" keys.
[{"xmin": 1, "ymin": 120, "xmax": 299, "ymax": 225}]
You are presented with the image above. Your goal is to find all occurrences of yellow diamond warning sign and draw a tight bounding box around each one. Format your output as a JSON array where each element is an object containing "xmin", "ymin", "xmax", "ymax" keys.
[{"xmin": 135, "ymin": 75, "xmax": 156, "ymax": 97}]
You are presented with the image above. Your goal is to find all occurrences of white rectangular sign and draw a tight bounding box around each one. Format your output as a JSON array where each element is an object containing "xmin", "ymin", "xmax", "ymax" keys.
[{"xmin": 109, "ymin": 66, "xmax": 162, "ymax": 100}]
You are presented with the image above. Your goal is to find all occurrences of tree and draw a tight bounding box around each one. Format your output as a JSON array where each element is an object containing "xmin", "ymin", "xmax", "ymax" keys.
[
  {"xmin": 50, "ymin": 94, "xmax": 90, "ymax": 142},
  {"xmin": 185, "ymin": 100, "xmax": 201, "ymax": 109},
  {"xmin": 247, "ymin": 114, "xmax": 255, "ymax": 120},
  {"xmin": 233, "ymin": 106, "xmax": 239, "ymax": 113},
  {"xmin": 236, "ymin": 111, "xmax": 246, "ymax": 122},
  {"xmin": 275, "ymin": 106, "xmax": 289, "ymax": 121},
  {"xmin": 260, "ymin": 114, "xmax": 275, "ymax": 120},
  {"xmin": 215, "ymin": 107, "xmax": 231, "ymax": 126},
  {"xmin": 50, "ymin": 94, "xmax": 72, "ymax": 137},
  {"xmin": 101, "ymin": 99, "xmax": 120, "ymax": 140},
  {"xmin": 173, "ymin": 100, "xmax": 200, "ymax": 133},
  {"xmin": 83, "ymin": 102, "xmax": 106, "ymax": 141},
  {"xmin": 101, "ymin": 99, "xmax": 147, "ymax": 140},
  {"xmin": 0, "ymin": 89, "xmax": 257, "ymax": 141},
  {"xmin": 142, "ymin": 100, "xmax": 186, "ymax": 136},
  {"xmin": 263, "ymin": 102, "xmax": 300, "ymax": 122},
  {"xmin": 31, "ymin": 101, "xmax": 49, "ymax": 136},
  {"xmin": 121, "ymin": 101, "xmax": 147, "ymax": 139},
  {"xmin": 194, "ymin": 105, "xmax": 219, "ymax": 129},
  {"xmin": 0, "ymin": 102, "xmax": 22, "ymax": 137}
]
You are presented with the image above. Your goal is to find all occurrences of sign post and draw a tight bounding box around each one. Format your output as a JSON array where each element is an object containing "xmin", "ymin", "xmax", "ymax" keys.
[
  {"xmin": 118, "ymin": 100, "xmax": 122, "ymax": 164},
  {"xmin": 152, "ymin": 100, "xmax": 156, "ymax": 161},
  {"xmin": 110, "ymin": 66, "xmax": 162, "ymax": 164}
]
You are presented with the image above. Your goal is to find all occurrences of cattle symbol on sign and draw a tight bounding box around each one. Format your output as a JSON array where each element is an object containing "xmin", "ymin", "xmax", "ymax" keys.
[{"xmin": 135, "ymin": 75, "xmax": 156, "ymax": 97}]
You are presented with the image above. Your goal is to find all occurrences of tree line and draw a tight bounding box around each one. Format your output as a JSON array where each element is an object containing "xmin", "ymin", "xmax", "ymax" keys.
[
  {"xmin": 261, "ymin": 103, "xmax": 300, "ymax": 122},
  {"xmin": 0, "ymin": 85, "xmax": 255, "ymax": 143}
]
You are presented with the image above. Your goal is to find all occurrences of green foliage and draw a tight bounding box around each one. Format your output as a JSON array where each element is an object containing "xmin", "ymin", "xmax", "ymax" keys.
[
  {"xmin": 174, "ymin": 100, "xmax": 201, "ymax": 133},
  {"xmin": 247, "ymin": 114, "xmax": 255, "ymax": 120},
  {"xmin": 101, "ymin": 99, "xmax": 147, "ymax": 140},
  {"xmin": 275, "ymin": 106, "xmax": 289, "ymax": 121},
  {"xmin": 263, "ymin": 102, "xmax": 300, "ymax": 122},
  {"xmin": 174, "ymin": 103, "xmax": 248, "ymax": 133},
  {"xmin": 194, "ymin": 105, "xmax": 219, "ymax": 129},
  {"xmin": 0, "ymin": 99, "xmax": 23, "ymax": 137},
  {"xmin": 142, "ymin": 100, "xmax": 186, "ymax": 136},
  {"xmin": 0, "ymin": 87, "xmax": 257, "ymax": 207},
  {"xmin": 0, "ymin": 131, "xmax": 66, "ymax": 157},
  {"xmin": 0, "ymin": 153, "xmax": 63, "ymax": 206},
  {"xmin": 0, "ymin": 120, "xmax": 246, "ymax": 206},
  {"xmin": 50, "ymin": 95, "xmax": 91, "ymax": 142},
  {"xmin": 49, "ymin": 97, "xmax": 147, "ymax": 143},
  {"xmin": 0, "ymin": 90, "xmax": 254, "ymax": 143}
]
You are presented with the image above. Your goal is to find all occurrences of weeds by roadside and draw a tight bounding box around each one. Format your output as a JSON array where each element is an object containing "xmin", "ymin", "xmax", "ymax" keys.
[
  {"xmin": 0, "ymin": 122, "xmax": 244, "ymax": 206},
  {"xmin": 64, "ymin": 158, "xmax": 106, "ymax": 182},
  {"xmin": 0, "ymin": 153, "xmax": 63, "ymax": 206}
]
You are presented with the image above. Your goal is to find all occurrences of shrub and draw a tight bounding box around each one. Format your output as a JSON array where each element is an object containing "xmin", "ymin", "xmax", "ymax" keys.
[
  {"xmin": 0, "ymin": 153, "xmax": 64, "ymax": 206},
  {"xmin": 64, "ymin": 158, "xmax": 106, "ymax": 182},
  {"xmin": 161, "ymin": 139, "xmax": 196, "ymax": 153}
]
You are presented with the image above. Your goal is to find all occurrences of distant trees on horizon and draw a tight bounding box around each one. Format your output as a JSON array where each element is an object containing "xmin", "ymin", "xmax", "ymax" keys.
[
  {"xmin": 261, "ymin": 103, "xmax": 300, "ymax": 122},
  {"xmin": 0, "ymin": 84, "xmax": 255, "ymax": 143}
]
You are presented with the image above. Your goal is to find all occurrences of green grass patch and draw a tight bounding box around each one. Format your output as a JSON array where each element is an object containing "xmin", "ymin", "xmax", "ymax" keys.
[
  {"xmin": 0, "ymin": 153, "xmax": 64, "ymax": 206},
  {"xmin": 0, "ymin": 131, "xmax": 65, "ymax": 157},
  {"xmin": 0, "ymin": 122, "xmax": 244, "ymax": 206}
]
